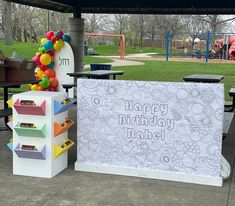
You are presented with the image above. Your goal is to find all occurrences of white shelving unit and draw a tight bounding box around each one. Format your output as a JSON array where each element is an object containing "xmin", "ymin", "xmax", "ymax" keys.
[{"xmin": 12, "ymin": 91, "xmax": 75, "ymax": 178}]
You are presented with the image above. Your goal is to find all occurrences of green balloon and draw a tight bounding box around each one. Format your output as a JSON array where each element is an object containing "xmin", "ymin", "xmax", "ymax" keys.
[{"xmin": 39, "ymin": 76, "xmax": 50, "ymax": 88}]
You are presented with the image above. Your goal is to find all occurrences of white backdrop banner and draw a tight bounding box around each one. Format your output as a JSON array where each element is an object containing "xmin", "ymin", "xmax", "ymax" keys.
[
  {"xmin": 54, "ymin": 42, "xmax": 74, "ymax": 97},
  {"xmin": 75, "ymin": 79, "xmax": 224, "ymax": 186}
]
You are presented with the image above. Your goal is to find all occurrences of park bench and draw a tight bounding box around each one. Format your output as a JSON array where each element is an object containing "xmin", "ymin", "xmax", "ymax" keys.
[{"xmin": 223, "ymin": 88, "xmax": 235, "ymax": 139}]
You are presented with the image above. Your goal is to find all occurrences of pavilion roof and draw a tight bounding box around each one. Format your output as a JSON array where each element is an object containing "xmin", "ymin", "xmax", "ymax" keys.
[{"xmin": 4, "ymin": 0, "xmax": 235, "ymax": 14}]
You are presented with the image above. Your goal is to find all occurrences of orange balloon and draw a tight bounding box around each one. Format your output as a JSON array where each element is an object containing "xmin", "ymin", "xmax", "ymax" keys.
[
  {"xmin": 50, "ymin": 77, "xmax": 58, "ymax": 88},
  {"xmin": 44, "ymin": 69, "xmax": 55, "ymax": 78},
  {"xmin": 37, "ymin": 86, "xmax": 45, "ymax": 91}
]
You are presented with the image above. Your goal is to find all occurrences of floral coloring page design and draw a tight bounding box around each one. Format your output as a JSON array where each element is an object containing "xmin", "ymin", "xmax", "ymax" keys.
[{"xmin": 77, "ymin": 79, "xmax": 224, "ymax": 177}]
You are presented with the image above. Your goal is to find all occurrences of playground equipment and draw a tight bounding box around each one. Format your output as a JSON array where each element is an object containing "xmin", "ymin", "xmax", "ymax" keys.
[
  {"xmin": 84, "ymin": 33, "xmax": 125, "ymax": 60},
  {"xmin": 166, "ymin": 31, "xmax": 235, "ymax": 62},
  {"xmin": 214, "ymin": 35, "xmax": 235, "ymax": 60}
]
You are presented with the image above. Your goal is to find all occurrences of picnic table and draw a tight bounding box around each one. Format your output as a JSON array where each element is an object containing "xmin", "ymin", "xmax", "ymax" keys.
[
  {"xmin": 63, "ymin": 70, "xmax": 125, "ymax": 94},
  {"xmin": 67, "ymin": 70, "xmax": 124, "ymax": 80},
  {"xmin": 0, "ymin": 80, "xmax": 39, "ymax": 130},
  {"xmin": 182, "ymin": 74, "xmax": 234, "ymax": 138},
  {"xmin": 183, "ymin": 74, "xmax": 224, "ymax": 83}
]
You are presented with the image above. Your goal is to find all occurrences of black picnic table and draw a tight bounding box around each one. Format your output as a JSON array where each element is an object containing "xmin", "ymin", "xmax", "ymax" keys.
[
  {"xmin": 183, "ymin": 74, "xmax": 224, "ymax": 83},
  {"xmin": 0, "ymin": 80, "xmax": 39, "ymax": 130},
  {"xmin": 62, "ymin": 70, "xmax": 124, "ymax": 93},
  {"xmin": 67, "ymin": 70, "xmax": 124, "ymax": 80}
]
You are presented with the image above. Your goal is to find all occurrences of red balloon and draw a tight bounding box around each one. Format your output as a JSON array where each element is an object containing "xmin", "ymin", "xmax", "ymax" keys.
[
  {"xmin": 40, "ymin": 65, "xmax": 48, "ymax": 71},
  {"xmin": 36, "ymin": 58, "xmax": 42, "ymax": 66},
  {"xmin": 59, "ymin": 31, "xmax": 64, "ymax": 38},
  {"xmin": 47, "ymin": 50, "xmax": 55, "ymax": 56},
  {"xmin": 46, "ymin": 31, "xmax": 54, "ymax": 40},
  {"xmin": 50, "ymin": 77, "xmax": 58, "ymax": 88},
  {"xmin": 51, "ymin": 35, "xmax": 58, "ymax": 43},
  {"xmin": 48, "ymin": 86, "xmax": 55, "ymax": 91},
  {"xmin": 44, "ymin": 69, "xmax": 55, "ymax": 78},
  {"xmin": 34, "ymin": 54, "xmax": 41, "ymax": 66}
]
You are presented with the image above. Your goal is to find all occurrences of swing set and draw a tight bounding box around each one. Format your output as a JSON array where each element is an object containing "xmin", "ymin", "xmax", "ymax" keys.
[{"xmin": 84, "ymin": 33, "xmax": 125, "ymax": 60}]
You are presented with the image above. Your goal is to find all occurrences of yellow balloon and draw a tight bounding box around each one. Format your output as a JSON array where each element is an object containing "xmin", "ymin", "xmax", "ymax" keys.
[
  {"xmin": 40, "ymin": 54, "xmax": 51, "ymax": 65},
  {"xmin": 40, "ymin": 38, "xmax": 47, "ymax": 46},
  {"xmin": 57, "ymin": 39, "xmax": 64, "ymax": 47},
  {"xmin": 31, "ymin": 84, "xmax": 39, "ymax": 91},
  {"xmin": 53, "ymin": 42, "xmax": 61, "ymax": 51},
  {"xmin": 34, "ymin": 67, "xmax": 40, "ymax": 73},
  {"xmin": 35, "ymin": 52, "xmax": 41, "ymax": 56},
  {"xmin": 35, "ymin": 69, "xmax": 45, "ymax": 80}
]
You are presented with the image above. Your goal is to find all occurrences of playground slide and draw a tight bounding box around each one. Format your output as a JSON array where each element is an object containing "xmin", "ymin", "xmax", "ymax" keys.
[
  {"xmin": 214, "ymin": 36, "xmax": 235, "ymax": 60},
  {"xmin": 228, "ymin": 36, "xmax": 235, "ymax": 60}
]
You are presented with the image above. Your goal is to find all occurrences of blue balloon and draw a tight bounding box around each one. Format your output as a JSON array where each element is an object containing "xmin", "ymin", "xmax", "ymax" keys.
[
  {"xmin": 48, "ymin": 61, "xmax": 54, "ymax": 68},
  {"xmin": 55, "ymin": 31, "xmax": 60, "ymax": 37},
  {"xmin": 43, "ymin": 40, "xmax": 53, "ymax": 51},
  {"xmin": 62, "ymin": 34, "xmax": 71, "ymax": 42}
]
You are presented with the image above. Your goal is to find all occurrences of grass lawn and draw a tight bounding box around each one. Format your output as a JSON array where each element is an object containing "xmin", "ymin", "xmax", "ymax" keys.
[
  {"xmin": 1, "ymin": 41, "xmax": 235, "ymax": 101},
  {"xmin": 92, "ymin": 45, "xmax": 165, "ymax": 56},
  {"xmin": 2, "ymin": 60, "xmax": 234, "ymax": 101},
  {"xmin": 112, "ymin": 60, "xmax": 235, "ymax": 101},
  {"xmin": 0, "ymin": 41, "xmax": 111, "ymax": 64}
]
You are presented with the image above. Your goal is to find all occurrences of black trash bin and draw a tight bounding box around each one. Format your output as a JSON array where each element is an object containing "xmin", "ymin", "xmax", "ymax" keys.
[{"xmin": 90, "ymin": 64, "xmax": 112, "ymax": 79}]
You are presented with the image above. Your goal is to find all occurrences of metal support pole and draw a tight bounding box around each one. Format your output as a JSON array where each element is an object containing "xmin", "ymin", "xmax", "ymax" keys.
[
  {"xmin": 206, "ymin": 31, "xmax": 211, "ymax": 63},
  {"xmin": 47, "ymin": 10, "xmax": 49, "ymax": 31},
  {"xmin": 68, "ymin": 18, "xmax": 84, "ymax": 73},
  {"xmin": 122, "ymin": 35, "xmax": 125, "ymax": 60},
  {"xmin": 3, "ymin": 87, "xmax": 9, "ymax": 125},
  {"xmin": 166, "ymin": 31, "xmax": 170, "ymax": 62}
]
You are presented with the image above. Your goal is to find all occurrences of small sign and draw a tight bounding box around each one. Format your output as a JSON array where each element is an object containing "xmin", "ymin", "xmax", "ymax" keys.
[
  {"xmin": 54, "ymin": 42, "xmax": 74, "ymax": 97},
  {"xmin": 75, "ymin": 79, "xmax": 224, "ymax": 186}
]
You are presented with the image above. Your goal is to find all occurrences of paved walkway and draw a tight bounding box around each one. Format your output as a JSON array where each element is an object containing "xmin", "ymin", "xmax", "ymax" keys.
[
  {"xmin": 84, "ymin": 58, "xmax": 144, "ymax": 69},
  {"xmin": 84, "ymin": 53, "xmax": 157, "ymax": 69},
  {"xmin": 126, "ymin": 52, "xmax": 157, "ymax": 58},
  {"xmin": 91, "ymin": 53, "xmax": 235, "ymax": 64},
  {"xmin": 0, "ymin": 99, "xmax": 235, "ymax": 206}
]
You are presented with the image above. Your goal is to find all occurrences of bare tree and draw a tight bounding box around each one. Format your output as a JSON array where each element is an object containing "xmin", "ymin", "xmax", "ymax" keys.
[
  {"xmin": 126, "ymin": 15, "xmax": 145, "ymax": 49},
  {"xmin": 84, "ymin": 14, "xmax": 99, "ymax": 33},
  {"xmin": 49, "ymin": 11, "xmax": 72, "ymax": 32},
  {"xmin": 145, "ymin": 15, "xmax": 160, "ymax": 49},
  {"xmin": 183, "ymin": 15, "xmax": 209, "ymax": 49},
  {"xmin": 0, "ymin": 1, "xmax": 3, "ymax": 32},
  {"xmin": 2, "ymin": 1, "xmax": 13, "ymax": 45},
  {"xmin": 109, "ymin": 14, "xmax": 129, "ymax": 34},
  {"xmin": 197, "ymin": 15, "xmax": 235, "ymax": 44},
  {"xmin": 156, "ymin": 15, "xmax": 185, "ymax": 51},
  {"xmin": 138, "ymin": 15, "xmax": 145, "ymax": 49},
  {"xmin": 83, "ymin": 14, "xmax": 105, "ymax": 45}
]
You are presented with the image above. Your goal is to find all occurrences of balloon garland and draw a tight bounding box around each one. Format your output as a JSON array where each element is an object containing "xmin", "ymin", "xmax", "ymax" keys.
[{"xmin": 31, "ymin": 31, "xmax": 71, "ymax": 91}]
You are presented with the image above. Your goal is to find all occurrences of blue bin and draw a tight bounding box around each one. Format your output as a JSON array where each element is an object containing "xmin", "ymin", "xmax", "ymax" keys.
[{"xmin": 90, "ymin": 64, "xmax": 112, "ymax": 79}]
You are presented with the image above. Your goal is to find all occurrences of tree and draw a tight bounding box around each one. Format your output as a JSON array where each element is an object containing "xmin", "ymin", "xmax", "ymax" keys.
[
  {"xmin": 83, "ymin": 14, "xmax": 105, "ymax": 45},
  {"xmin": 156, "ymin": 15, "xmax": 185, "ymax": 51},
  {"xmin": 2, "ymin": 1, "xmax": 13, "ymax": 45},
  {"xmin": 145, "ymin": 15, "xmax": 162, "ymax": 49},
  {"xmin": 183, "ymin": 15, "xmax": 209, "ymax": 49},
  {"xmin": 137, "ymin": 15, "xmax": 145, "ymax": 49},
  {"xmin": 127, "ymin": 15, "xmax": 146, "ymax": 49},
  {"xmin": 110, "ymin": 14, "xmax": 129, "ymax": 34},
  {"xmin": 197, "ymin": 15, "xmax": 235, "ymax": 45}
]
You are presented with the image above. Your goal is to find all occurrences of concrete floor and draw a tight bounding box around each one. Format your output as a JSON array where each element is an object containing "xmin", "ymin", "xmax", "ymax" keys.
[{"xmin": 1, "ymin": 103, "xmax": 235, "ymax": 206}]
